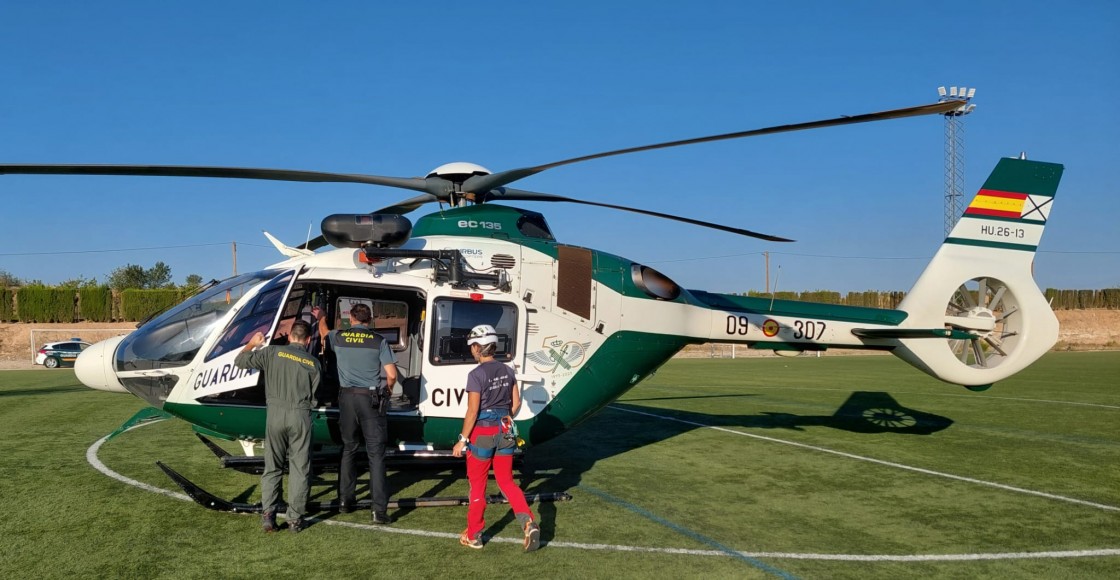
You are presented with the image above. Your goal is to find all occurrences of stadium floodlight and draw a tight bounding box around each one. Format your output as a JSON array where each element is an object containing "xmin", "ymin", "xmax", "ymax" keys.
[{"xmin": 938, "ymin": 83, "xmax": 978, "ymax": 236}]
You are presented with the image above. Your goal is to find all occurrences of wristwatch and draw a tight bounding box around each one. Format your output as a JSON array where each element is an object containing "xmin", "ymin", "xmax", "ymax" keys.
[{"xmin": 457, "ymin": 433, "xmax": 468, "ymax": 443}]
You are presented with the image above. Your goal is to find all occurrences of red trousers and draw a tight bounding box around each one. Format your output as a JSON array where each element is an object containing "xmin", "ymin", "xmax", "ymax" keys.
[{"xmin": 466, "ymin": 425, "xmax": 533, "ymax": 538}]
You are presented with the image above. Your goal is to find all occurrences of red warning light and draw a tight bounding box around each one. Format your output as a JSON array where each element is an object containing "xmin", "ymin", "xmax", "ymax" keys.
[{"xmin": 358, "ymin": 252, "xmax": 383, "ymax": 264}]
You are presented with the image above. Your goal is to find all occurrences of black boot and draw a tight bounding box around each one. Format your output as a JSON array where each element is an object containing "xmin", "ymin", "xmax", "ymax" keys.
[{"xmin": 261, "ymin": 509, "xmax": 278, "ymax": 533}]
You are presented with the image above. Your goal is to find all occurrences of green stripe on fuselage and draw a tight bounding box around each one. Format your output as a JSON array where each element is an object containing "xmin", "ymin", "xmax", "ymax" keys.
[
  {"xmin": 688, "ymin": 290, "xmax": 908, "ymax": 325},
  {"xmin": 944, "ymin": 237, "xmax": 1038, "ymax": 252},
  {"xmin": 161, "ymin": 331, "xmax": 690, "ymax": 449},
  {"xmin": 958, "ymin": 214, "xmax": 1045, "ymax": 226}
]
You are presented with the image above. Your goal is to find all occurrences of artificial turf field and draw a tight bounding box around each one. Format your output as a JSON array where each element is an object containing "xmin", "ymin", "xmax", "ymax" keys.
[{"xmin": 1, "ymin": 352, "xmax": 1117, "ymax": 579}]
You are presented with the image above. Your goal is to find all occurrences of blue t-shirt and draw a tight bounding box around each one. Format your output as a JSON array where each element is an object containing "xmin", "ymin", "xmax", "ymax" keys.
[
  {"xmin": 327, "ymin": 325, "xmax": 396, "ymax": 389},
  {"xmin": 466, "ymin": 359, "xmax": 516, "ymax": 412}
]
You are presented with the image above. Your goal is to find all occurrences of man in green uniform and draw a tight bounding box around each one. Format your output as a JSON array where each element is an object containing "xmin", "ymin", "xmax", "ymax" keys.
[{"xmin": 234, "ymin": 320, "xmax": 321, "ymax": 533}]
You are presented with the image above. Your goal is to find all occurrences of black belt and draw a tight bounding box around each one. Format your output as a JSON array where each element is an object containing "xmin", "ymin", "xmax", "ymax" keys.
[{"xmin": 341, "ymin": 387, "xmax": 378, "ymax": 394}]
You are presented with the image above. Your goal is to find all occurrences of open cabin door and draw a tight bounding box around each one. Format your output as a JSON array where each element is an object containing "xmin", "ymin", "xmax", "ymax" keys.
[
  {"xmin": 315, "ymin": 292, "xmax": 420, "ymax": 407},
  {"xmin": 187, "ymin": 269, "xmax": 301, "ymax": 405}
]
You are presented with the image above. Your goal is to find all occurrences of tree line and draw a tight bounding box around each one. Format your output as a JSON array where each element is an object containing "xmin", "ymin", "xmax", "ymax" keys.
[{"xmin": 0, "ymin": 262, "xmax": 202, "ymax": 291}]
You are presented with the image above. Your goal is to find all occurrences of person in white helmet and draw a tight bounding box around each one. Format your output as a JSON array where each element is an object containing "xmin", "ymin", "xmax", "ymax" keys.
[{"xmin": 452, "ymin": 324, "xmax": 540, "ymax": 551}]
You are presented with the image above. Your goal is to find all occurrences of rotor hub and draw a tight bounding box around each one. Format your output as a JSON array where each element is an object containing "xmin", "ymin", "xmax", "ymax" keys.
[
  {"xmin": 962, "ymin": 307, "xmax": 996, "ymax": 338},
  {"xmin": 426, "ymin": 162, "xmax": 491, "ymax": 183}
]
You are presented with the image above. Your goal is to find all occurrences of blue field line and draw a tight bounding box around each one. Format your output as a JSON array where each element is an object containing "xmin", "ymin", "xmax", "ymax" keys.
[{"xmin": 577, "ymin": 484, "xmax": 798, "ymax": 579}]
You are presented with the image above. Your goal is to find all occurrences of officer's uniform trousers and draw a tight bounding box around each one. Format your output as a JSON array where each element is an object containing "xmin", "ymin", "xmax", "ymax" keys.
[
  {"xmin": 338, "ymin": 387, "xmax": 388, "ymax": 513},
  {"xmin": 263, "ymin": 403, "xmax": 313, "ymax": 520}
]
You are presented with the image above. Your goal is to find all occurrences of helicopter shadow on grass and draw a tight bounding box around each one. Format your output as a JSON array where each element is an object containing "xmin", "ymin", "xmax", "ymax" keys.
[
  {"xmin": 617, "ymin": 390, "xmax": 955, "ymax": 435},
  {"xmin": 511, "ymin": 390, "xmax": 952, "ymax": 542}
]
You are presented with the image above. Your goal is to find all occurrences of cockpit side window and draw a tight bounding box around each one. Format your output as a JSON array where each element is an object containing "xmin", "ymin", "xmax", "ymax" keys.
[
  {"xmin": 430, "ymin": 298, "xmax": 517, "ymax": 365},
  {"xmin": 115, "ymin": 270, "xmax": 279, "ymax": 371},
  {"xmin": 205, "ymin": 271, "xmax": 295, "ymax": 361}
]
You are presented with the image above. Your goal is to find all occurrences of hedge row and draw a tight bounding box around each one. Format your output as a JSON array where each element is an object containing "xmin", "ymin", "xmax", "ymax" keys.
[
  {"xmin": 1, "ymin": 288, "xmax": 15, "ymax": 321},
  {"xmin": 745, "ymin": 290, "xmax": 906, "ymax": 309},
  {"xmin": 119, "ymin": 289, "xmax": 184, "ymax": 322},
  {"xmin": 0, "ymin": 287, "xmax": 190, "ymax": 323},
  {"xmin": 79, "ymin": 286, "xmax": 113, "ymax": 322},
  {"xmin": 1045, "ymin": 288, "xmax": 1120, "ymax": 310},
  {"xmin": 16, "ymin": 286, "xmax": 76, "ymax": 323}
]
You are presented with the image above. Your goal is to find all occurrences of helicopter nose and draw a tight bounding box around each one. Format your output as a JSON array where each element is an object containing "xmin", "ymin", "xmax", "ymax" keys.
[{"xmin": 75, "ymin": 335, "xmax": 128, "ymax": 393}]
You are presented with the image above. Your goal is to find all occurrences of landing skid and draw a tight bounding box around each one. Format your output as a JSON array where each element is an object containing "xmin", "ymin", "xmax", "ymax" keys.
[
  {"xmin": 195, "ymin": 433, "xmax": 476, "ymax": 474},
  {"xmin": 156, "ymin": 461, "xmax": 572, "ymax": 513}
]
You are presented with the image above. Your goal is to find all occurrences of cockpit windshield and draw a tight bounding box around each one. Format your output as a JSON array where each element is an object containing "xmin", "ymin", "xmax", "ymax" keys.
[{"xmin": 115, "ymin": 270, "xmax": 279, "ymax": 371}]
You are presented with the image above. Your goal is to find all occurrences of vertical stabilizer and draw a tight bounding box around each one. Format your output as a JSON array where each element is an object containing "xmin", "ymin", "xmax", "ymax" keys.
[{"xmin": 893, "ymin": 158, "xmax": 1063, "ymax": 387}]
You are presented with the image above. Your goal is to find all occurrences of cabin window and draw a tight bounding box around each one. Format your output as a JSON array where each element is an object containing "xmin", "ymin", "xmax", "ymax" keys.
[
  {"xmin": 326, "ymin": 297, "xmax": 409, "ymax": 350},
  {"xmin": 429, "ymin": 298, "xmax": 517, "ymax": 365},
  {"xmin": 516, "ymin": 211, "xmax": 554, "ymax": 240}
]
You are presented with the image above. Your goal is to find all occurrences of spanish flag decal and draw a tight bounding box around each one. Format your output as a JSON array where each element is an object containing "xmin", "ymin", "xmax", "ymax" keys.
[{"xmin": 964, "ymin": 189, "xmax": 1027, "ymax": 219}]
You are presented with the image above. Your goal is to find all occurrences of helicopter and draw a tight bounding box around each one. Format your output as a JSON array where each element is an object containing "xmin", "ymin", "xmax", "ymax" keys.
[{"xmin": 0, "ymin": 98, "xmax": 1064, "ymax": 511}]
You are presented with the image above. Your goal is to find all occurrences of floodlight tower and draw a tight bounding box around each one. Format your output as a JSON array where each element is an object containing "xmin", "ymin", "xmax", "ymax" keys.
[{"xmin": 938, "ymin": 86, "xmax": 977, "ymax": 236}]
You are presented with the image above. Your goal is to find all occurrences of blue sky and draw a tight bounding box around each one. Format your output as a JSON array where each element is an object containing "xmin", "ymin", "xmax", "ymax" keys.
[{"xmin": 1, "ymin": 1, "xmax": 1117, "ymax": 293}]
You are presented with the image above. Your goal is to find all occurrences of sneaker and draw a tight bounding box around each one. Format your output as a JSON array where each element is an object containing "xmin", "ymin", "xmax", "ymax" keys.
[
  {"xmin": 459, "ymin": 529, "xmax": 484, "ymax": 550},
  {"xmin": 523, "ymin": 520, "xmax": 540, "ymax": 552},
  {"xmin": 288, "ymin": 518, "xmax": 308, "ymax": 534},
  {"xmin": 261, "ymin": 510, "xmax": 278, "ymax": 533},
  {"xmin": 371, "ymin": 511, "xmax": 392, "ymax": 525}
]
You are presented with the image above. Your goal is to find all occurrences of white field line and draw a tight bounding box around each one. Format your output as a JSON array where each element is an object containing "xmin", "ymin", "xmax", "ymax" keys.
[
  {"xmin": 746, "ymin": 550, "xmax": 1120, "ymax": 561},
  {"xmin": 87, "ymin": 432, "xmax": 192, "ymax": 502},
  {"xmin": 610, "ymin": 405, "xmax": 1120, "ymax": 513},
  {"xmin": 87, "ymin": 418, "xmax": 1120, "ymax": 562}
]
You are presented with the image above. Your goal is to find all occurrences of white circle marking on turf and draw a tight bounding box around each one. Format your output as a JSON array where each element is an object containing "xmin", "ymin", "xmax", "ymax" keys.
[
  {"xmin": 88, "ymin": 418, "xmax": 1120, "ymax": 561},
  {"xmin": 611, "ymin": 405, "xmax": 1120, "ymax": 513}
]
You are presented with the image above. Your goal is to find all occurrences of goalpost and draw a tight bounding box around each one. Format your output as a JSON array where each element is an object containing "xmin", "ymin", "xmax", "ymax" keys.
[{"xmin": 28, "ymin": 328, "xmax": 134, "ymax": 364}]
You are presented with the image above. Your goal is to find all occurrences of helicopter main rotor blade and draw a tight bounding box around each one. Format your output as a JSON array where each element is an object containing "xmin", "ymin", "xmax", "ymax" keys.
[
  {"xmin": 488, "ymin": 188, "xmax": 794, "ymax": 242},
  {"xmin": 296, "ymin": 193, "xmax": 442, "ymax": 251},
  {"xmin": 374, "ymin": 192, "xmax": 443, "ymax": 216},
  {"xmin": 0, "ymin": 164, "xmax": 450, "ymax": 195},
  {"xmin": 461, "ymin": 99, "xmax": 968, "ymax": 194}
]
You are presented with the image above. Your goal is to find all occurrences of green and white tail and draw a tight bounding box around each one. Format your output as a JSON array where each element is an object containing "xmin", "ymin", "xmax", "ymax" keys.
[{"xmin": 893, "ymin": 157, "xmax": 1063, "ymax": 388}]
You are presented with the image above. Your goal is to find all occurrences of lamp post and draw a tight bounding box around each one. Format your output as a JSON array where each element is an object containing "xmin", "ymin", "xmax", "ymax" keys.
[{"xmin": 938, "ymin": 86, "xmax": 977, "ymax": 236}]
